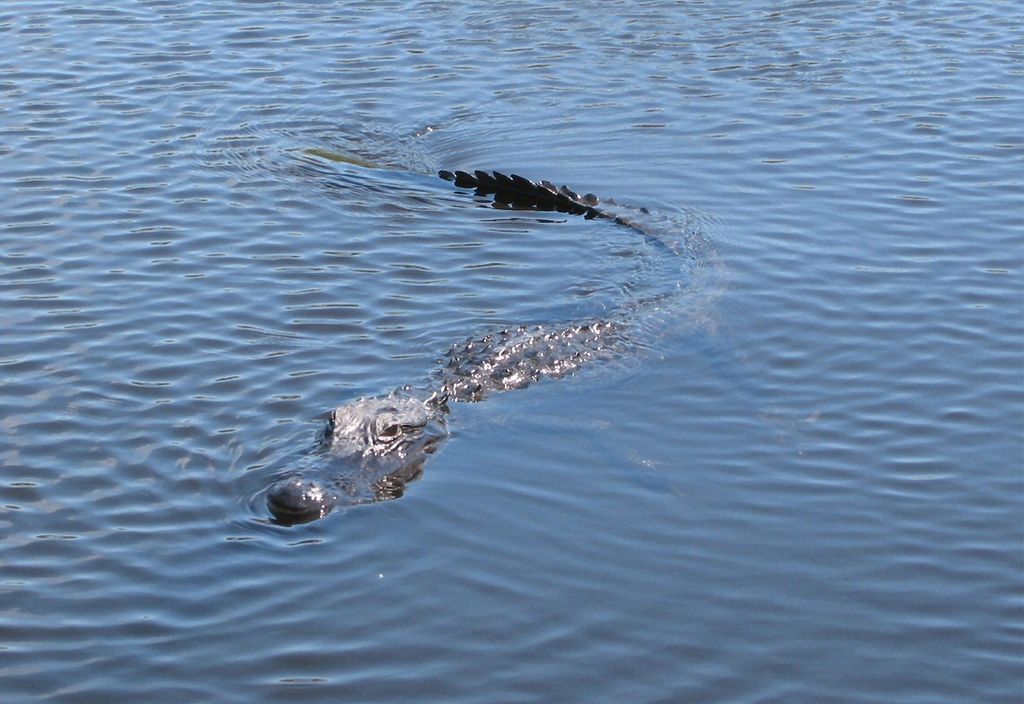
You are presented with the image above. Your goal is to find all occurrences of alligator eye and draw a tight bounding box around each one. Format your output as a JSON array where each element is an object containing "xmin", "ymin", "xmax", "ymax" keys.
[{"xmin": 379, "ymin": 424, "xmax": 400, "ymax": 438}]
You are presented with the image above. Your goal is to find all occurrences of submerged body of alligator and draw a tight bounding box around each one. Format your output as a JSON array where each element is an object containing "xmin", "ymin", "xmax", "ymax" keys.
[{"xmin": 267, "ymin": 169, "xmax": 685, "ymax": 525}]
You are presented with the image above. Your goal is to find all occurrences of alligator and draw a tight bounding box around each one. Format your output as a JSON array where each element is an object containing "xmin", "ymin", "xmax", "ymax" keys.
[{"xmin": 265, "ymin": 169, "xmax": 682, "ymax": 525}]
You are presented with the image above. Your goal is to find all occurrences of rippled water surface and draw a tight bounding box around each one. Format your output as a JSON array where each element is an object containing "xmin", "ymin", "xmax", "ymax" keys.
[{"xmin": 2, "ymin": 2, "xmax": 1021, "ymax": 702}]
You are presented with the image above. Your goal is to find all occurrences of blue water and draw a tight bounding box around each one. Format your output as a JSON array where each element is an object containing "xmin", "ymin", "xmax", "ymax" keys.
[{"xmin": 1, "ymin": 2, "xmax": 1021, "ymax": 702}]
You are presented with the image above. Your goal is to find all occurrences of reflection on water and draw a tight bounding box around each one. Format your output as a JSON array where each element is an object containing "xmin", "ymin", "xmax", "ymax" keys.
[{"xmin": 1, "ymin": 1, "xmax": 1021, "ymax": 702}]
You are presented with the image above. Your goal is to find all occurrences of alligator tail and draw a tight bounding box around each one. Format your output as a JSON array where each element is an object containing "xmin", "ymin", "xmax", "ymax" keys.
[{"xmin": 439, "ymin": 169, "xmax": 606, "ymax": 219}]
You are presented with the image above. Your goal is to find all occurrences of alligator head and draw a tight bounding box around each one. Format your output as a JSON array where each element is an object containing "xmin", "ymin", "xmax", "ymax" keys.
[{"xmin": 266, "ymin": 392, "xmax": 447, "ymax": 525}]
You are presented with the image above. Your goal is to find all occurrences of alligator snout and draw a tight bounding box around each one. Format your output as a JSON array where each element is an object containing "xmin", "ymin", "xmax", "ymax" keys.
[{"xmin": 267, "ymin": 477, "xmax": 339, "ymax": 526}]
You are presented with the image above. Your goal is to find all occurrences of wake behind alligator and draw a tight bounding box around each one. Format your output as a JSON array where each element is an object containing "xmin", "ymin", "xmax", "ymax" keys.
[{"xmin": 266, "ymin": 168, "xmax": 699, "ymax": 525}]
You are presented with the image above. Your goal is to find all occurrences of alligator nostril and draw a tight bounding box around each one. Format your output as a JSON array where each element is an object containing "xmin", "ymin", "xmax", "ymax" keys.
[{"xmin": 266, "ymin": 478, "xmax": 338, "ymax": 526}]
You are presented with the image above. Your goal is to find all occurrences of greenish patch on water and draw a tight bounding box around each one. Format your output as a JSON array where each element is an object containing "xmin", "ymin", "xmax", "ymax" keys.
[{"xmin": 304, "ymin": 148, "xmax": 377, "ymax": 169}]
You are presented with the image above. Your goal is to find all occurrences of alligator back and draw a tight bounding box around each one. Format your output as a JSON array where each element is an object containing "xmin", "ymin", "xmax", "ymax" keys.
[{"xmin": 438, "ymin": 321, "xmax": 625, "ymax": 403}]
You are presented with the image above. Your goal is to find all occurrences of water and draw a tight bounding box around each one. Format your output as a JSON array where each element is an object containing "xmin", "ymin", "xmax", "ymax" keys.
[{"xmin": 2, "ymin": 2, "xmax": 1021, "ymax": 702}]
